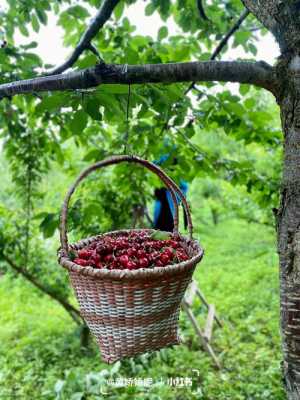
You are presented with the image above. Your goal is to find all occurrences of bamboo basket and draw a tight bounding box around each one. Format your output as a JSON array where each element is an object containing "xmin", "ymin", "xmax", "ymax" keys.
[{"xmin": 58, "ymin": 155, "xmax": 204, "ymax": 363}]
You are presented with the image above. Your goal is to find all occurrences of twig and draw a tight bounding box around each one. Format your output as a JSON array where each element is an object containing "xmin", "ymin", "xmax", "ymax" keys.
[
  {"xmin": 47, "ymin": 0, "xmax": 120, "ymax": 75},
  {"xmin": 173, "ymin": 125, "xmax": 206, "ymax": 159},
  {"xmin": 185, "ymin": 9, "xmax": 250, "ymax": 95},
  {"xmin": 210, "ymin": 9, "xmax": 250, "ymax": 61},
  {"xmin": 87, "ymin": 43, "xmax": 103, "ymax": 61},
  {"xmin": 197, "ymin": 0, "xmax": 209, "ymax": 21}
]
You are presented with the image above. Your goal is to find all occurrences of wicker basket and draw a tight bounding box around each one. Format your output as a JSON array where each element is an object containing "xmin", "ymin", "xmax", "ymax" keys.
[{"xmin": 58, "ymin": 155, "xmax": 204, "ymax": 363}]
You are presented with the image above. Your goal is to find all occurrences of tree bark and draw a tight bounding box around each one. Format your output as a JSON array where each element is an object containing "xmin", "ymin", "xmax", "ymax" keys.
[
  {"xmin": 277, "ymin": 55, "xmax": 300, "ymax": 399},
  {"xmin": 0, "ymin": 61, "xmax": 277, "ymax": 99},
  {"xmin": 48, "ymin": 0, "xmax": 121, "ymax": 75},
  {"xmin": 242, "ymin": 0, "xmax": 300, "ymax": 54}
]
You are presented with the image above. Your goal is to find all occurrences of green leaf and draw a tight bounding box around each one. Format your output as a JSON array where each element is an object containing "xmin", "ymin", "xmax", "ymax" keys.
[
  {"xmin": 111, "ymin": 361, "xmax": 121, "ymax": 374},
  {"xmin": 20, "ymin": 41, "xmax": 38, "ymax": 50},
  {"xmin": 114, "ymin": 2, "xmax": 124, "ymax": 20},
  {"xmin": 69, "ymin": 110, "xmax": 88, "ymax": 135},
  {"xmin": 36, "ymin": 8, "xmax": 48, "ymax": 25},
  {"xmin": 150, "ymin": 231, "xmax": 172, "ymax": 241},
  {"xmin": 249, "ymin": 43, "xmax": 258, "ymax": 56},
  {"xmin": 18, "ymin": 24, "xmax": 29, "ymax": 37},
  {"xmin": 145, "ymin": 3, "xmax": 155, "ymax": 16},
  {"xmin": 68, "ymin": 249, "xmax": 77, "ymax": 261},
  {"xmin": 76, "ymin": 54, "xmax": 98, "ymax": 69},
  {"xmin": 39, "ymin": 213, "xmax": 59, "ymax": 239},
  {"xmin": 83, "ymin": 98, "xmax": 102, "ymax": 121},
  {"xmin": 245, "ymin": 98, "xmax": 256, "ymax": 109},
  {"xmin": 24, "ymin": 53, "xmax": 42, "ymax": 67},
  {"xmin": 83, "ymin": 149, "xmax": 103, "ymax": 161},
  {"xmin": 70, "ymin": 394, "xmax": 84, "ymax": 400},
  {"xmin": 31, "ymin": 14, "xmax": 40, "ymax": 33},
  {"xmin": 234, "ymin": 31, "xmax": 251, "ymax": 47},
  {"xmin": 36, "ymin": 94, "xmax": 69, "ymax": 113},
  {"xmin": 158, "ymin": 26, "xmax": 168, "ymax": 40},
  {"xmin": 131, "ymin": 35, "xmax": 149, "ymax": 50},
  {"xmin": 99, "ymin": 84, "xmax": 129, "ymax": 95},
  {"xmin": 239, "ymin": 85, "xmax": 250, "ymax": 96},
  {"xmin": 68, "ymin": 5, "xmax": 90, "ymax": 19}
]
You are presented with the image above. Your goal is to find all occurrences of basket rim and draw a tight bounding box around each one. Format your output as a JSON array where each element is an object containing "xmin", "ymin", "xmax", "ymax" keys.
[{"xmin": 58, "ymin": 228, "xmax": 204, "ymax": 281}]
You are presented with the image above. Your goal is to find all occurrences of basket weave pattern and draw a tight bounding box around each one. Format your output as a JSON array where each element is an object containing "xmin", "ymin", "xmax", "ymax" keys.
[{"xmin": 58, "ymin": 156, "xmax": 204, "ymax": 363}]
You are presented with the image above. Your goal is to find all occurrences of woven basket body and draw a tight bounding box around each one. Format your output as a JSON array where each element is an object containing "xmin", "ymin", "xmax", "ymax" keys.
[{"xmin": 58, "ymin": 156, "xmax": 204, "ymax": 363}]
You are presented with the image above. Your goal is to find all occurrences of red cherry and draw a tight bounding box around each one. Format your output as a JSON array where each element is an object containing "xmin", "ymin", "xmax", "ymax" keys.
[
  {"xmin": 95, "ymin": 261, "xmax": 103, "ymax": 269},
  {"xmin": 169, "ymin": 240, "xmax": 179, "ymax": 249},
  {"xmin": 150, "ymin": 251, "xmax": 159, "ymax": 260},
  {"xmin": 155, "ymin": 260, "xmax": 164, "ymax": 267},
  {"xmin": 85, "ymin": 233, "xmax": 185, "ymax": 270},
  {"xmin": 120, "ymin": 239, "xmax": 128, "ymax": 248},
  {"xmin": 163, "ymin": 247, "xmax": 174, "ymax": 257},
  {"xmin": 127, "ymin": 248, "xmax": 137, "ymax": 257},
  {"xmin": 138, "ymin": 258, "xmax": 149, "ymax": 268},
  {"xmin": 92, "ymin": 253, "xmax": 101, "ymax": 264},
  {"xmin": 160, "ymin": 253, "xmax": 170, "ymax": 266},
  {"xmin": 96, "ymin": 244, "xmax": 110, "ymax": 254},
  {"xmin": 119, "ymin": 255, "xmax": 129, "ymax": 266},
  {"xmin": 176, "ymin": 250, "xmax": 189, "ymax": 261},
  {"xmin": 104, "ymin": 254, "xmax": 113, "ymax": 264},
  {"xmin": 137, "ymin": 249, "xmax": 147, "ymax": 258},
  {"xmin": 74, "ymin": 258, "xmax": 89, "ymax": 267},
  {"xmin": 111, "ymin": 260, "xmax": 119, "ymax": 269},
  {"xmin": 153, "ymin": 242, "xmax": 162, "ymax": 250},
  {"xmin": 126, "ymin": 261, "xmax": 137, "ymax": 270},
  {"xmin": 78, "ymin": 249, "xmax": 92, "ymax": 259}
]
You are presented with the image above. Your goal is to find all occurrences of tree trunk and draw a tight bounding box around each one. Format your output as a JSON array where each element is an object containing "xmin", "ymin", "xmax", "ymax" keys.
[{"xmin": 277, "ymin": 58, "xmax": 300, "ymax": 399}]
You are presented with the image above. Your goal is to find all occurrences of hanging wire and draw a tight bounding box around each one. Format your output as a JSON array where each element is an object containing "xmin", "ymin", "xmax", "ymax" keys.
[{"xmin": 123, "ymin": 83, "xmax": 131, "ymax": 154}]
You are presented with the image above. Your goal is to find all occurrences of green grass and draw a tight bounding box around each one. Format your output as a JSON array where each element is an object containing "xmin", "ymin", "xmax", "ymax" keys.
[{"xmin": 0, "ymin": 198, "xmax": 285, "ymax": 399}]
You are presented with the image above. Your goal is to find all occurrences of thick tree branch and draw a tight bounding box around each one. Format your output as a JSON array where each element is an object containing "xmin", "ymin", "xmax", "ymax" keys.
[
  {"xmin": 1, "ymin": 253, "xmax": 81, "ymax": 324},
  {"xmin": 48, "ymin": 0, "xmax": 120, "ymax": 75},
  {"xmin": 0, "ymin": 60, "xmax": 277, "ymax": 98}
]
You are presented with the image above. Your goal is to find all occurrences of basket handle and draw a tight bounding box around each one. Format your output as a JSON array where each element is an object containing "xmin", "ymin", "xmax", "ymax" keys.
[{"xmin": 59, "ymin": 155, "xmax": 193, "ymax": 254}]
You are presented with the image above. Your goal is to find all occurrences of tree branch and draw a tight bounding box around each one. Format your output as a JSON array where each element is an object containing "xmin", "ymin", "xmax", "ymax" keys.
[
  {"xmin": 87, "ymin": 43, "xmax": 102, "ymax": 60},
  {"xmin": 0, "ymin": 60, "xmax": 277, "ymax": 98},
  {"xmin": 185, "ymin": 8, "xmax": 250, "ymax": 95},
  {"xmin": 1, "ymin": 253, "xmax": 82, "ymax": 324},
  {"xmin": 197, "ymin": 0, "xmax": 209, "ymax": 21},
  {"xmin": 210, "ymin": 9, "xmax": 250, "ymax": 61},
  {"xmin": 48, "ymin": 0, "xmax": 120, "ymax": 75}
]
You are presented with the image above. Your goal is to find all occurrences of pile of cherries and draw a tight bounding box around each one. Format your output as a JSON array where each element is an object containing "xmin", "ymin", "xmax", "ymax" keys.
[{"xmin": 72, "ymin": 231, "xmax": 190, "ymax": 270}]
